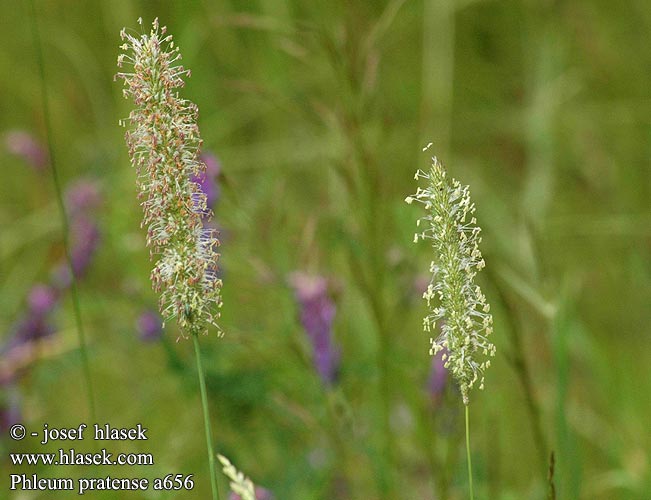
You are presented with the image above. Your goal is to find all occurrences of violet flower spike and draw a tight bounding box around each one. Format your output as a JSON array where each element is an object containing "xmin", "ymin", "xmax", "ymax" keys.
[
  {"xmin": 289, "ymin": 272, "xmax": 340, "ymax": 385},
  {"xmin": 65, "ymin": 178, "xmax": 103, "ymax": 216},
  {"xmin": 137, "ymin": 310, "xmax": 164, "ymax": 342},
  {"xmin": 4, "ymin": 130, "xmax": 48, "ymax": 170},
  {"xmin": 27, "ymin": 284, "xmax": 58, "ymax": 316},
  {"xmin": 194, "ymin": 152, "xmax": 221, "ymax": 210},
  {"xmin": 69, "ymin": 216, "xmax": 101, "ymax": 279},
  {"xmin": 0, "ymin": 386, "xmax": 21, "ymax": 432},
  {"xmin": 428, "ymin": 347, "xmax": 448, "ymax": 405},
  {"xmin": 2, "ymin": 284, "xmax": 58, "ymax": 362}
]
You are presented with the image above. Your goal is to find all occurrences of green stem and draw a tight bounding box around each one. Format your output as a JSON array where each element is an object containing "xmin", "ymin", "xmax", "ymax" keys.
[
  {"xmin": 465, "ymin": 404, "xmax": 474, "ymax": 500},
  {"xmin": 324, "ymin": 389, "xmax": 350, "ymax": 495},
  {"xmin": 421, "ymin": 0, "xmax": 455, "ymax": 159},
  {"xmin": 162, "ymin": 337, "xmax": 185, "ymax": 373},
  {"xmin": 377, "ymin": 324, "xmax": 393, "ymax": 496},
  {"xmin": 489, "ymin": 268, "xmax": 548, "ymax": 475},
  {"xmin": 339, "ymin": 110, "xmax": 394, "ymax": 498},
  {"xmin": 28, "ymin": 0, "xmax": 96, "ymax": 421},
  {"xmin": 192, "ymin": 333, "xmax": 221, "ymax": 500},
  {"xmin": 419, "ymin": 402, "xmax": 444, "ymax": 499},
  {"xmin": 547, "ymin": 451, "xmax": 556, "ymax": 500}
]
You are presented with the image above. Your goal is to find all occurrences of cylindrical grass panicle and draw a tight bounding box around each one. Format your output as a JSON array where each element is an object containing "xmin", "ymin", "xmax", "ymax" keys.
[
  {"xmin": 406, "ymin": 148, "xmax": 495, "ymax": 405},
  {"xmin": 116, "ymin": 18, "xmax": 223, "ymax": 338}
]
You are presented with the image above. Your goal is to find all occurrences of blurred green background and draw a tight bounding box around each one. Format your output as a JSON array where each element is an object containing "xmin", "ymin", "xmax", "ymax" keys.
[{"xmin": 1, "ymin": 0, "xmax": 651, "ymax": 498}]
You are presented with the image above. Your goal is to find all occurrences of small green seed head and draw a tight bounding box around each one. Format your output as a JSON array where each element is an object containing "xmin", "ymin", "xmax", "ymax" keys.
[{"xmin": 407, "ymin": 154, "xmax": 495, "ymax": 404}]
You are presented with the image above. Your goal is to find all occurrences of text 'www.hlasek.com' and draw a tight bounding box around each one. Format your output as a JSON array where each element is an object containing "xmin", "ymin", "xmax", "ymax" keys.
[{"xmin": 7, "ymin": 422, "xmax": 195, "ymax": 495}]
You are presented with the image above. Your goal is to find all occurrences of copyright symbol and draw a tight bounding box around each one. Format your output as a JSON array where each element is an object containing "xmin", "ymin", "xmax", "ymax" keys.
[{"xmin": 9, "ymin": 424, "xmax": 26, "ymax": 440}]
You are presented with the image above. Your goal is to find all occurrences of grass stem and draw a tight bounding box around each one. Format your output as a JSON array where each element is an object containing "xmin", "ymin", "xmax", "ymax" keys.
[
  {"xmin": 489, "ymin": 267, "xmax": 549, "ymax": 476},
  {"xmin": 28, "ymin": 0, "xmax": 96, "ymax": 421},
  {"xmin": 192, "ymin": 333, "xmax": 221, "ymax": 500},
  {"xmin": 465, "ymin": 404, "xmax": 474, "ymax": 500}
]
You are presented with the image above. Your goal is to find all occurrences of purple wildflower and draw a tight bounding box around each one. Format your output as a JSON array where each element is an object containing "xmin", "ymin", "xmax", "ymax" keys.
[
  {"xmin": 3, "ymin": 284, "xmax": 58, "ymax": 354},
  {"xmin": 4, "ymin": 315, "xmax": 55, "ymax": 354},
  {"xmin": 65, "ymin": 178, "xmax": 102, "ymax": 216},
  {"xmin": 27, "ymin": 284, "xmax": 58, "ymax": 316},
  {"xmin": 2, "ymin": 177, "xmax": 102, "ymax": 385},
  {"xmin": 70, "ymin": 216, "xmax": 101, "ymax": 278},
  {"xmin": 137, "ymin": 310, "xmax": 163, "ymax": 342},
  {"xmin": 52, "ymin": 216, "xmax": 101, "ymax": 288},
  {"xmin": 190, "ymin": 154, "xmax": 225, "ymax": 281},
  {"xmin": 413, "ymin": 274, "xmax": 430, "ymax": 298},
  {"xmin": 193, "ymin": 152, "xmax": 221, "ymax": 209},
  {"xmin": 289, "ymin": 272, "xmax": 340, "ymax": 385},
  {"xmin": 428, "ymin": 347, "xmax": 448, "ymax": 405},
  {"xmin": 0, "ymin": 387, "xmax": 21, "ymax": 432},
  {"xmin": 49, "ymin": 179, "xmax": 102, "ymax": 289},
  {"xmin": 4, "ymin": 130, "xmax": 48, "ymax": 170}
]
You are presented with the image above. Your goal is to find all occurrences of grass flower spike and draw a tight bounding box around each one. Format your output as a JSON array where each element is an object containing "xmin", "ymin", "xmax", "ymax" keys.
[
  {"xmin": 406, "ymin": 151, "xmax": 495, "ymax": 405},
  {"xmin": 117, "ymin": 18, "xmax": 222, "ymax": 338},
  {"xmin": 218, "ymin": 454, "xmax": 256, "ymax": 500},
  {"xmin": 118, "ymin": 19, "xmax": 224, "ymax": 500}
]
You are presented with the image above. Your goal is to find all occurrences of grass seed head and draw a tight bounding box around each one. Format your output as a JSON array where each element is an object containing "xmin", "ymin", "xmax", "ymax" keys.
[
  {"xmin": 117, "ymin": 19, "xmax": 223, "ymax": 338},
  {"xmin": 407, "ymin": 153, "xmax": 495, "ymax": 404}
]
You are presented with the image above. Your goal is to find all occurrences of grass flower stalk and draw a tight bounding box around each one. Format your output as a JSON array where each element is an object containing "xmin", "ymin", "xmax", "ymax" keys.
[
  {"xmin": 217, "ymin": 454, "xmax": 256, "ymax": 500},
  {"xmin": 28, "ymin": 0, "xmax": 96, "ymax": 420},
  {"xmin": 195, "ymin": 334, "xmax": 221, "ymax": 500},
  {"xmin": 407, "ymin": 149, "xmax": 495, "ymax": 499},
  {"xmin": 116, "ymin": 18, "xmax": 223, "ymax": 337},
  {"xmin": 465, "ymin": 405, "xmax": 474, "ymax": 499},
  {"xmin": 489, "ymin": 270, "xmax": 549, "ymax": 474},
  {"xmin": 289, "ymin": 273, "xmax": 340, "ymax": 386},
  {"xmin": 117, "ymin": 18, "xmax": 223, "ymax": 500}
]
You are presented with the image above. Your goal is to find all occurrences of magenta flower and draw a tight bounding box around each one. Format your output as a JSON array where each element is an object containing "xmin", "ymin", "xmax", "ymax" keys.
[
  {"xmin": 65, "ymin": 178, "xmax": 103, "ymax": 216},
  {"xmin": 48, "ymin": 179, "xmax": 102, "ymax": 289},
  {"xmin": 5, "ymin": 315, "xmax": 55, "ymax": 352},
  {"xmin": 2, "ymin": 285, "xmax": 58, "ymax": 363},
  {"xmin": 27, "ymin": 284, "xmax": 58, "ymax": 316},
  {"xmin": 193, "ymin": 152, "xmax": 221, "ymax": 210},
  {"xmin": 289, "ymin": 272, "xmax": 340, "ymax": 385},
  {"xmin": 2, "ymin": 176, "xmax": 102, "ymax": 386},
  {"xmin": 137, "ymin": 310, "xmax": 164, "ymax": 342},
  {"xmin": 51, "ymin": 217, "xmax": 101, "ymax": 289},
  {"xmin": 428, "ymin": 347, "xmax": 448, "ymax": 405},
  {"xmin": 4, "ymin": 130, "xmax": 48, "ymax": 170},
  {"xmin": 0, "ymin": 387, "xmax": 21, "ymax": 432},
  {"xmin": 70, "ymin": 216, "xmax": 101, "ymax": 277}
]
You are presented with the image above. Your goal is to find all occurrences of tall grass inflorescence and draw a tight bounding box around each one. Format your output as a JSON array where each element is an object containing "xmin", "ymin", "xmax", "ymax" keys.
[
  {"xmin": 406, "ymin": 148, "xmax": 495, "ymax": 498},
  {"xmin": 406, "ymin": 150, "xmax": 495, "ymax": 404},
  {"xmin": 117, "ymin": 18, "xmax": 223, "ymax": 500},
  {"xmin": 116, "ymin": 18, "xmax": 222, "ymax": 338}
]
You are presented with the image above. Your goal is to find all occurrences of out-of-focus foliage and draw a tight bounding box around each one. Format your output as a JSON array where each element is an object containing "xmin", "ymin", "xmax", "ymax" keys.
[{"xmin": 1, "ymin": 1, "xmax": 650, "ymax": 499}]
